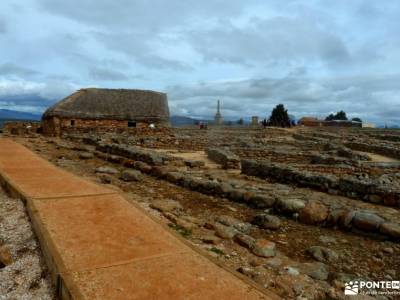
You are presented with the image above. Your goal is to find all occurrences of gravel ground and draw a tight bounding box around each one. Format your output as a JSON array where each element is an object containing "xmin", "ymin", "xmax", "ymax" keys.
[{"xmin": 0, "ymin": 188, "xmax": 55, "ymax": 300}]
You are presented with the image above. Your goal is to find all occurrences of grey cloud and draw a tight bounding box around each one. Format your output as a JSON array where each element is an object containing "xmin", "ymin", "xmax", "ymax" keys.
[
  {"xmin": 36, "ymin": 0, "xmax": 247, "ymax": 31},
  {"xmin": 0, "ymin": 18, "xmax": 6, "ymax": 33},
  {"xmin": 88, "ymin": 67, "xmax": 130, "ymax": 81},
  {"xmin": 187, "ymin": 17, "xmax": 350, "ymax": 67},
  {"xmin": 92, "ymin": 31, "xmax": 192, "ymax": 71},
  {"xmin": 0, "ymin": 94, "xmax": 53, "ymax": 112},
  {"xmin": 0, "ymin": 63, "xmax": 40, "ymax": 77}
]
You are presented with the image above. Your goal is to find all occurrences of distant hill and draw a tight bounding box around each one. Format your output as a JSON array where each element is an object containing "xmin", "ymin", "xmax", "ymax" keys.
[
  {"xmin": 170, "ymin": 115, "xmax": 198, "ymax": 126},
  {"xmin": 0, "ymin": 109, "xmax": 41, "ymax": 121},
  {"xmin": 0, "ymin": 109, "xmax": 42, "ymax": 128}
]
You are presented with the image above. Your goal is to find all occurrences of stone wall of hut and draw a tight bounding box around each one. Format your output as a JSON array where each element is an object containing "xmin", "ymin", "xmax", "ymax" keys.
[{"xmin": 42, "ymin": 117, "xmax": 168, "ymax": 136}]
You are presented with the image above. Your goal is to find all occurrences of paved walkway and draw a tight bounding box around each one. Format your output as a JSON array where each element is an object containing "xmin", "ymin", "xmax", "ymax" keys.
[{"xmin": 0, "ymin": 139, "xmax": 277, "ymax": 300}]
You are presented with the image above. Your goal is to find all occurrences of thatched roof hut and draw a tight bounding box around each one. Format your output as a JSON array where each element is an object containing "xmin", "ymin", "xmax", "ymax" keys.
[{"xmin": 43, "ymin": 88, "xmax": 170, "ymax": 123}]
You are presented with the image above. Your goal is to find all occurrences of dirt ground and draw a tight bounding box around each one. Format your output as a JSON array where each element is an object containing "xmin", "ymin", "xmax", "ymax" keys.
[
  {"xmin": 0, "ymin": 187, "xmax": 55, "ymax": 300},
  {"xmin": 12, "ymin": 129, "xmax": 400, "ymax": 300}
]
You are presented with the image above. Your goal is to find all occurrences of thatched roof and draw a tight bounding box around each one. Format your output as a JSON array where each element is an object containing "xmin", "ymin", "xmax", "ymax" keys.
[{"xmin": 43, "ymin": 88, "xmax": 170, "ymax": 123}]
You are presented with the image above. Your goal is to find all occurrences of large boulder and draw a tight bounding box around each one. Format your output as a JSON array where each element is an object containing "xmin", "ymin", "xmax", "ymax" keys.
[
  {"xmin": 251, "ymin": 239, "xmax": 277, "ymax": 258},
  {"xmin": 234, "ymin": 233, "xmax": 255, "ymax": 248},
  {"xmin": 276, "ymin": 198, "xmax": 306, "ymax": 213},
  {"xmin": 252, "ymin": 213, "xmax": 281, "ymax": 230},
  {"xmin": 150, "ymin": 166, "xmax": 168, "ymax": 178},
  {"xmin": 299, "ymin": 202, "xmax": 329, "ymax": 225},
  {"xmin": 352, "ymin": 211, "xmax": 385, "ymax": 232},
  {"xmin": 214, "ymin": 223, "xmax": 238, "ymax": 239},
  {"xmin": 120, "ymin": 169, "xmax": 142, "ymax": 182},
  {"xmin": 165, "ymin": 172, "xmax": 184, "ymax": 184},
  {"xmin": 248, "ymin": 194, "xmax": 276, "ymax": 208},
  {"xmin": 234, "ymin": 234, "xmax": 276, "ymax": 257},
  {"xmin": 380, "ymin": 222, "xmax": 400, "ymax": 239}
]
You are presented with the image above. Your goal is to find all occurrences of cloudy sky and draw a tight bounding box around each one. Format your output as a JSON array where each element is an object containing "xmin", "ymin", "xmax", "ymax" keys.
[{"xmin": 0, "ymin": 0, "xmax": 399, "ymax": 125}]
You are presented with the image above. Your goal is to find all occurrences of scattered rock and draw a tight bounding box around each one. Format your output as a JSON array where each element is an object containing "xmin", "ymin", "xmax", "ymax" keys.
[
  {"xmin": 185, "ymin": 160, "xmax": 205, "ymax": 168},
  {"xmin": 98, "ymin": 174, "xmax": 113, "ymax": 184},
  {"xmin": 150, "ymin": 199, "xmax": 183, "ymax": 214},
  {"xmin": 337, "ymin": 209, "xmax": 356, "ymax": 229},
  {"xmin": 0, "ymin": 246, "xmax": 12, "ymax": 267},
  {"xmin": 79, "ymin": 152, "xmax": 94, "ymax": 159},
  {"xmin": 386, "ymin": 269, "xmax": 396, "ymax": 277},
  {"xmin": 107, "ymin": 155, "xmax": 124, "ymax": 164},
  {"xmin": 352, "ymin": 211, "xmax": 385, "ymax": 232},
  {"xmin": 181, "ymin": 215, "xmax": 204, "ymax": 227},
  {"xmin": 284, "ymin": 266, "xmax": 300, "ymax": 276},
  {"xmin": 307, "ymin": 246, "xmax": 338, "ymax": 263},
  {"xmin": 120, "ymin": 169, "xmax": 142, "ymax": 182},
  {"xmin": 228, "ymin": 189, "xmax": 245, "ymax": 202},
  {"xmin": 214, "ymin": 223, "xmax": 238, "ymax": 239},
  {"xmin": 299, "ymin": 262, "xmax": 329, "ymax": 281},
  {"xmin": 235, "ymin": 233, "xmax": 255, "ymax": 248},
  {"xmin": 299, "ymin": 202, "xmax": 328, "ymax": 225},
  {"xmin": 276, "ymin": 198, "xmax": 305, "ymax": 213},
  {"xmin": 248, "ymin": 194, "xmax": 276, "ymax": 208},
  {"xmin": 95, "ymin": 166, "xmax": 119, "ymax": 175},
  {"xmin": 234, "ymin": 234, "xmax": 276, "ymax": 257},
  {"xmin": 249, "ymin": 257, "xmax": 265, "ymax": 267},
  {"xmin": 251, "ymin": 239, "xmax": 277, "ymax": 258},
  {"xmin": 150, "ymin": 166, "xmax": 168, "ymax": 178},
  {"xmin": 264, "ymin": 257, "xmax": 283, "ymax": 268},
  {"xmin": 166, "ymin": 172, "xmax": 184, "ymax": 183},
  {"xmin": 382, "ymin": 247, "xmax": 394, "ymax": 254},
  {"xmin": 133, "ymin": 161, "xmax": 152, "ymax": 174},
  {"xmin": 216, "ymin": 215, "xmax": 251, "ymax": 233},
  {"xmin": 237, "ymin": 266, "xmax": 258, "ymax": 278},
  {"xmin": 174, "ymin": 218, "xmax": 195, "ymax": 231},
  {"xmin": 319, "ymin": 235, "xmax": 337, "ymax": 244},
  {"xmin": 201, "ymin": 235, "xmax": 221, "ymax": 245},
  {"xmin": 215, "ymin": 183, "xmax": 234, "ymax": 195},
  {"xmin": 380, "ymin": 222, "xmax": 400, "ymax": 239},
  {"xmin": 252, "ymin": 213, "xmax": 281, "ymax": 230}
]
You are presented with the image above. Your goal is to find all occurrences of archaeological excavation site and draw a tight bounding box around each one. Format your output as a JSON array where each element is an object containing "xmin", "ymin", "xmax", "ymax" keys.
[{"xmin": 0, "ymin": 89, "xmax": 399, "ymax": 300}]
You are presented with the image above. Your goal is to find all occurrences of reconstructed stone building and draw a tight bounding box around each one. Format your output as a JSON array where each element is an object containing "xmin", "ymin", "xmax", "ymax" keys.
[
  {"xmin": 42, "ymin": 88, "xmax": 170, "ymax": 136},
  {"xmin": 298, "ymin": 117, "xmax": 361, "ymax": 128}
]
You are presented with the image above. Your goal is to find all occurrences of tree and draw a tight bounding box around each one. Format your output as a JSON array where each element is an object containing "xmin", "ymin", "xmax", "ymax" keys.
[
  {"xmin": 325, "ymin": 110, "xmax": 348, "ymax": 121},
  {"xmin": 267, "ymin": 104, "xmax": 291, "ymax": 128},
  {"xmin": 352, "ymin": 117, "xmax": 362, "ymax": 123},
  {"xmin": 237, "ymin": 118, "xmax": 244, "ymax": 125}
]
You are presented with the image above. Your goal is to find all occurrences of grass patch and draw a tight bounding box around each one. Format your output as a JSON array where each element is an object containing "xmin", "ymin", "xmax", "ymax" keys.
[
  {"xmin": 208, "ymin": 247, "xmax": 225, "ymax": 256},
  {"xmin": 168, "ymin": 223, "xmax": 192, "ymax": 238}
]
